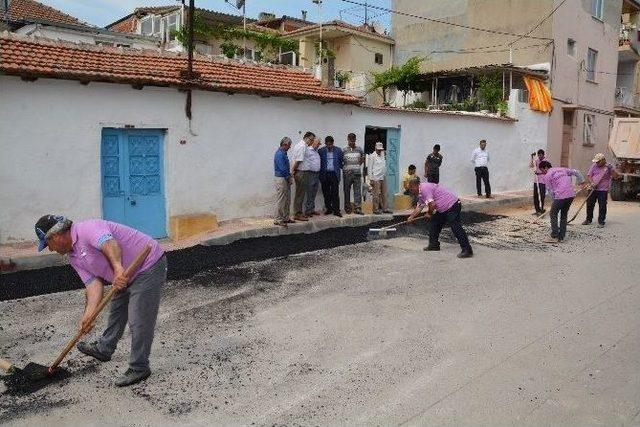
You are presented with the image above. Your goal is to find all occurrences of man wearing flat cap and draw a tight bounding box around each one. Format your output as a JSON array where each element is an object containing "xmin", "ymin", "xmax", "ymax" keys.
[
  {"xmin": 582, "ymin": 153, "xmax": 620, "ymax": 227},
  {"xmin": 35, "ymin": 215, "xmax": 166, "ymax": 386}
]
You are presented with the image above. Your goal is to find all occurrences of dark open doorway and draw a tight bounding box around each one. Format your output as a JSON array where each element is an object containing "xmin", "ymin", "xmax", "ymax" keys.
[{"xmin": 364, "ymin": 126, "xmax": 387, "ymax": 154}]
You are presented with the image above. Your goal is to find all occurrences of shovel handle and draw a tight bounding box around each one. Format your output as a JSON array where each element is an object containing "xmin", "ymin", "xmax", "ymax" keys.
[
  {"xmin": 49, "ymin": 245, "xmax": 152, "ymax": 371},
  {"xmin": 379, "ymin": 214, "xmax": 428, "ymax": 231},
  {"xmin": 0, "ymin": 358, "xmax": 15, "ymax": 373}
]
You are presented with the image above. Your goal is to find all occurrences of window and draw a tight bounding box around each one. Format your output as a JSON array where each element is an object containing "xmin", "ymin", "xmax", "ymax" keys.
[
  {"xmin": 567, "ymin": 38, "xmax": 576, "ymax": 57},
  {"xmin": 140, "ymin": 15, "xmax": 162, "ymax": 36},
  {"xmin": 591, "ymin": 0, "xmax": 603, "ymax": 20},
  {"xmin": 583, "ymin": 113, "xmax": 595, "ymax": 146},
  {"xmin": 164, "ymin": 13, "xmax": 180, "ymax": 42},
  {"xmin": 586, "ymin": 48, "xmax": 597, "ymax": 81},
  {"xmin": 374, "ymin": 53, "xmax": 383, "ymax": 65},
  {"xmin": 140, "ymin": 18, "xmax": 152, "ymax": 35}
]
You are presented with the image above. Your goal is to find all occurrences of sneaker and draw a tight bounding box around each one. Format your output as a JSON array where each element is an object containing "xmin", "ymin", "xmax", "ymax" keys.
[
  {"xmin": 457, "ymin": 250, "xmax": 473, "ymax": 258},
  {"xmin": 77, "ymin": 341, "xmax": 111, "ymax": 362},
  {"xmin": 597, "ymin": 223, "xmax": 605, "ymax": 228},
  {"xmin": 285, "ymin": 219, "xmax": 296, "ymax": 224},
  {"xmin": 273, "ymin": 221, "xmax": 287, "ymax": 227},
  {"xmin": 423, "ymin": 246, "xmax": 440, "ymax": 251},
  {"xmin": 373, "ymin": 210, "xmax": 383, "ymax": 215},
  {"xmin": 544, "ymin": 237, "xmax": 559, "ymax": 243},
  {"xmin": 114, "ymin": 368, "xmax": 151, "ymax": 387},
  {"xmin": 383, "ymin": 210, "xmax": 393, "ymax": 214},
  {"xmin": 581, "ymin": 220, "xmax": 592, "ymax": 225},
  {"xmin": 294, "ymin": 215, "xmax": 309, "ymax": 222}
]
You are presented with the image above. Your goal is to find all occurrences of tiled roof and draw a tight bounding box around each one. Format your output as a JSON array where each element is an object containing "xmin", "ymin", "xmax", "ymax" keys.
[
  {"xmin": 5, "ymin": 0, "xmax": 85, "ymax": 26},
  {"xmin": 0, "ymin": 34, "xmax": 359, "ymax": 104},
  {"xmin": 284, "ymin": 20, "xmax": 394, "ymax": 42}
]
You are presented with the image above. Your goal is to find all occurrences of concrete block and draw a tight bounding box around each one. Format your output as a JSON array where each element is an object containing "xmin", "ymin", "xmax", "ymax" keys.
[
  {"xmin": 170, "ymin": 213, "xmax": 218, "ymax": 241},
  {"xmin": 394, "ymin": 193, "xmax": 413, "ymax": 211}
]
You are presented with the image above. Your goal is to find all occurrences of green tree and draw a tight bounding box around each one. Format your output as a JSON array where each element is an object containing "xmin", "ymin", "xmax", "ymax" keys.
[
  {"xmin": 477, "ymin": 74, "xmax": 503, "ymax": 112},
  {"xmin": 369, "ymin": 56, "xmax": 427, "ymax": 106}
]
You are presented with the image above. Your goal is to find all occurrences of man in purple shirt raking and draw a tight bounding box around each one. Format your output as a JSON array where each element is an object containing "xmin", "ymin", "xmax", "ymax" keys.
[
  {"xmin": 406, "ymin": 181, "xmax": 473, "ymax": 258},
  {"xmin": 538, "ymin": 161, "xmax": 586, "ymax": 243},
  {"xmin": 35, "ymin": 215, "xmax": 167, "ymax": 387},
  {"xmin": 582, "ymin": 153, "xmax": 620, "ymax": 228}
]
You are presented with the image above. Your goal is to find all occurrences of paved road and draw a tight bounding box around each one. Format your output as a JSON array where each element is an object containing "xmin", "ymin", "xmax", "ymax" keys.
[{"xmin": 1, "ymin": 201, "xmax": 639, "ymax": 426}]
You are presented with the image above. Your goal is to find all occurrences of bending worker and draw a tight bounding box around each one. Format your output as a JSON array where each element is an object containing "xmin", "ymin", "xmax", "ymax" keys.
[
  {"xmin": 407, "ymin": 180, "xmax": 473, "ymax": 258},
  {"xmin": 537, "ymin": 161, "xmax": 586, "ymax": 243},
  {"xmin": 35, "ymin": 215, "xmax": 167, "ymax": 387}
]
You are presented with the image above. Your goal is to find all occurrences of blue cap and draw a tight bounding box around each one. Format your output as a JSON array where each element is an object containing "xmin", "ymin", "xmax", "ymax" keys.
[{"xmin": 34, "ymin": 215, "xmax": 64, "ymax": 252}]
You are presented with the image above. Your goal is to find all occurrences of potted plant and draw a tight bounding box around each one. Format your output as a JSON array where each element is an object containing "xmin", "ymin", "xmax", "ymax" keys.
[{"xmin": 335, "ymin": 70, "xmax": 351, "ymax": 88}]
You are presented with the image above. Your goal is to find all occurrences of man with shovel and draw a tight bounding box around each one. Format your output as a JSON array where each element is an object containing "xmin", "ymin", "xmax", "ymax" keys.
[
  {"xmin": 35, "ymin": 215, "xmax": 166, "ymax": 386},
  {"xmin": 406, "ymin": 181, "xmax": 473, "ymax": 258},
  {"xmin": 582, "ymin": 153, "xmax": 620, "ymax": 228}
]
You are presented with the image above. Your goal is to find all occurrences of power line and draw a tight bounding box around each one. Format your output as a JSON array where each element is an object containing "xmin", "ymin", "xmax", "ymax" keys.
[
  {"xmin": 339, "ymin": 0, "xmax": 553, "ymax": 41},
  {"xmin": 509, "ymin": 0, "xmax": 567, "ymax": 46}
]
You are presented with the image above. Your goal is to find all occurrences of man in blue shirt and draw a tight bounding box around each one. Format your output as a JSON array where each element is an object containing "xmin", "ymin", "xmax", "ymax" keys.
[
  {"xmin": 274, "ymin": 137, "xmax": 293, "ymax": 226},
  {"xmin": 319, "ymin": 135, "xmax": 344, "ymax": 217}
]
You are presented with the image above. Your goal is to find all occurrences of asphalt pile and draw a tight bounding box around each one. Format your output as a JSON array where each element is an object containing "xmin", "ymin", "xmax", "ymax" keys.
[{"xmin": 0, "ymin": 212, "xmax": 504, "ymax": 301}]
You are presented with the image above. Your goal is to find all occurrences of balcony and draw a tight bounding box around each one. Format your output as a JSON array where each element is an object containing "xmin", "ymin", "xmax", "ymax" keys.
[
  {"xmin": 615, "ymin": 87, "xmax": 640, "ymax": 113},
  {"xmin": 619, "ymin": 23, "xmax": 640, "ymax": 61}
]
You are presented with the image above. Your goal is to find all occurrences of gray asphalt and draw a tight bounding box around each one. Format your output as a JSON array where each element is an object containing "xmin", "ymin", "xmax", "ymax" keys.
[{"xmin": 1, "ymin": 201, "xmax": 639, "ymax": 426}]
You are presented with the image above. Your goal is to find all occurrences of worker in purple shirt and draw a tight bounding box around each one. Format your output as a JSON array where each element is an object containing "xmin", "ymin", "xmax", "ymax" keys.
[
  {"xmin": 407, "ymin": 181, "xmax": 473, "ymax": 258},
  {"xmin": 35, "ymin": 215, "xmax": 166, "ymax": 387},
  {"xmin": 582, "ymin": 153, "xmax": 620, "ymax": 227},
  {"xmin": 538, "ymin": 161, "xmax": 586, "ymax": 243}
]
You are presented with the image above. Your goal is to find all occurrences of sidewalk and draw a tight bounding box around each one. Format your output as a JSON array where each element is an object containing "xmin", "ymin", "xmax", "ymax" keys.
[{"xmin": 0, "ymin": 190, "xmax": 531, "ymax": 272}]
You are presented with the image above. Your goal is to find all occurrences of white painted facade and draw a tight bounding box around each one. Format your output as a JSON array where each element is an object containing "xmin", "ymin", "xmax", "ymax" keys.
[{"xmin": 0, "ymin": 76, "xmax": 547, "ymax": 243}]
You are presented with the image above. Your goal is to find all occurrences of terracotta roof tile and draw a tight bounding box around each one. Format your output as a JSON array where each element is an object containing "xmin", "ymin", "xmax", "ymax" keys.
[
  {"xmin": 0, "ymin": 34, "xmax": 359, "ymax": 104},
  {"xmin": 5, "ymin": 0, "xmax": 85, "ymax": 26}
]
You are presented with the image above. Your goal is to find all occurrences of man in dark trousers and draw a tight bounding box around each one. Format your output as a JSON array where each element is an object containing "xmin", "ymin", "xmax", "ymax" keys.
[
  {"xmin": 319, "ymin": 135, "xmax": 343, "ymax": 217},
  {"xmin": 582, "ymin": 153, "xmax": 620, "ymax": 227},
  {"xmin": 406, "ymin": 180, "xmax": 473, "ymax": 258},
  {"xmin": 530, "ymin": 149, "xmax": 547, "ymax": 214},
  {"xmin": 424, "ymin": 144, "xmax": 443, "ymax": 183},
  {"xmin": 471, "ymin": 139, "xmax": 492, "ymax": 198}
]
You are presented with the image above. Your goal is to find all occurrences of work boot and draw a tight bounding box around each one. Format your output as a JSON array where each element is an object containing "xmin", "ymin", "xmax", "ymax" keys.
[
  {"xmin": 581, "ymin": 220, "xmax": 591, "ymax": 225},
  {"xmin": 423, "ymin": 245, "xmax": 440, "ymax": 251},
  {"xmin": 77, "ymin": 341, "xmax": 111, "ymax": 362},
  {"xmin": 597, "ymin": 223, "xmax": 605, "ymax": 228},
  {"xmin": 457, "ymin": 250, "xmax": 473, "ymax": 258},
  {"xmin": 114, "ymin": 368, "xmax": 151, "ymax": 387}
]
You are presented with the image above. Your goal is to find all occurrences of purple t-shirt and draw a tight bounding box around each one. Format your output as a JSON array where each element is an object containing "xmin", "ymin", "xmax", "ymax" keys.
[
  {"xmin": 545, "ymin": 167, "xmax": 581, "ymax": 200},
  {"xmin": 68, "ymin": 220, "xmax": 164, "ymax": 285},
  {"xmin": 418, "ymin": 182, "xmax": 459, "ymax": 212},
  {"xmin": 587, "ymin": 163, "xmax": 614, "ymax": 191}
]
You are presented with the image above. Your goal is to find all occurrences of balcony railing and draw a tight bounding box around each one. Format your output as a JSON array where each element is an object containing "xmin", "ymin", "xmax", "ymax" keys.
[
  {"xmin": 620, "ymin": 23, "xmax": 640, "ymax": 54},
  {"xmin": 615, "ymin": 86, "xmax": 640, "ymax": 111}
]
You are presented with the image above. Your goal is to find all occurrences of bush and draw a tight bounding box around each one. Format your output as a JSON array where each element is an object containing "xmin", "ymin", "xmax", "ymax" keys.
[{"xmin": 406, "ymin": 100, "xmax": 428, "ymax": 109}]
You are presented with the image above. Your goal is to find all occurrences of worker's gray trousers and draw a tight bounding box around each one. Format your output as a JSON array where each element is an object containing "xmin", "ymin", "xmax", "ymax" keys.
[{"xmin": 97, "ymin": 255, "xmax": 167, "ymax": 372}]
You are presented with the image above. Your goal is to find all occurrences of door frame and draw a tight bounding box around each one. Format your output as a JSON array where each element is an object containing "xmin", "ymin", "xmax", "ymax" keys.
[{"xmin": 100, "ymin": 127, "xmax": 168, "ymax": 238}]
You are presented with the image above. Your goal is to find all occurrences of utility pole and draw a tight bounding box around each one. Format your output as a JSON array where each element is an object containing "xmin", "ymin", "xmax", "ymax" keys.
[{"xmin": 364, "ymin": 0, "xmax": 368, "ymax": 25}]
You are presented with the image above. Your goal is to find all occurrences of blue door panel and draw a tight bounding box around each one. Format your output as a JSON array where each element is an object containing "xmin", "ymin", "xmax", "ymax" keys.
[
  {"xmin": 385, "ymin": 128, "xmax": 400, "ymax": 208},
  {"xmin": 101, "ymin": 129, "xmax": 167, "ymax": 239}
]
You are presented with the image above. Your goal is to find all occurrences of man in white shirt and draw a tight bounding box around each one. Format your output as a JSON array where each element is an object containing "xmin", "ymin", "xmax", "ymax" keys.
[
  {"xmin": 304, "ymin": 137, "xmax": 322, "ymax": 216},
  {"xmin": 471, "ymin": 139, "xmax": 492, "ymax": 198},
  {"xmin": 366, "ymin": 141, "xmax": 392, "ymax": 214},
  {"xmin": 291, "ymin": 131, "xmax": 315, "ymax": 221}
]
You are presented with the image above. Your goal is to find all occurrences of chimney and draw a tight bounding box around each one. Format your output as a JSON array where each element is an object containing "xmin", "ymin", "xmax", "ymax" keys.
[
  {"xmin": 301, "ymin": 10, "xmax": 307, "ymax": 21},
  {"xmin": 258, "ymin": 12, "xmax": 275, "ymax": 21}
]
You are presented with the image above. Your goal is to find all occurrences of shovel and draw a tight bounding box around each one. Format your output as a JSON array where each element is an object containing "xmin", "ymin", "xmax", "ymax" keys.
[{"xmin": 367, "ymin": 214, "xmax": 428, "ymax": 240}]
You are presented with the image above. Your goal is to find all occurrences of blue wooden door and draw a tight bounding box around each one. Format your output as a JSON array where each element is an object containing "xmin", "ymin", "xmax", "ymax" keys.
[
  {"xmin": 101, "ymin": 129, "xmax": 167, "ymax": 238},
  {"xmin": 385, "ymin": 128, "xmax": 400, "ymax": 208}
]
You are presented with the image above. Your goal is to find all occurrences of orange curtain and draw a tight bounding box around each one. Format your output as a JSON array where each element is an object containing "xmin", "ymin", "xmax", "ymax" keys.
[{"xmin": 523, "ymin": 75, "xmax": 553, "ymax": 113}]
